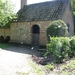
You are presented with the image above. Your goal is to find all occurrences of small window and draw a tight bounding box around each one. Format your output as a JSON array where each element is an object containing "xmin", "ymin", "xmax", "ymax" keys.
[{"xmin": 67, "ymin": 23, "xmax": 70, "ymax": 32}]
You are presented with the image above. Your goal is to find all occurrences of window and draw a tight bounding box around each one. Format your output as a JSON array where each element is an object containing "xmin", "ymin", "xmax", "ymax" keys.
[{"xmin": 67, "ymin": 23, "xmax": 70, "ymax": 32}]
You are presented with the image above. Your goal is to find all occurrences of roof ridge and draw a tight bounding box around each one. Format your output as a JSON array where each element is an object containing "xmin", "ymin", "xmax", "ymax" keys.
[
  {"xmin": 24, "ymin": 0, "xmax": 66, "ymax": 7},
  {"xmin": 15, "ymin": 0, "xmax": 67, "ymax": 22}
]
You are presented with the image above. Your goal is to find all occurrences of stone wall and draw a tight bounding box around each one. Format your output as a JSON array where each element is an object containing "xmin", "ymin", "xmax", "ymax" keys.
[
  {"xmin": 30, "ymin": 21, "xmax": 51, "ymax": 45},
  {"xmin": 10, "ymin": 21, "xmax": 51, "ymax": 45},
  {"xmin": 62, "ymin": 1, "xmax": 74, "ymax": 36},
  {"xmin": 10, "ymin": 22, "xmax": 31, "ymax": 44},
  {"xmin": 0, "ymin": 28, "xmax": 10, "ymax": 38},
  {"xmin": 10, "ymin": 2, "xmax": 74, "ymax": 46}
]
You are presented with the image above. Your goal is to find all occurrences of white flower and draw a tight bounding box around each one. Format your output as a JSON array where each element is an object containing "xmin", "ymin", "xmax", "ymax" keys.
[{"xmin": 58, "ymin": 25, "xmax": 61, "ymax": 28}]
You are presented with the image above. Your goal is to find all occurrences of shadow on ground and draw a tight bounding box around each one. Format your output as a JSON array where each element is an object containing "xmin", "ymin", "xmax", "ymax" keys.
[
  {"xmin": 3, "ymin": 43, "xmax": 42, "ymax": 57},
  {"xmin": 0, "ymin": 43, "xmax": 49, "ymax": 65}
]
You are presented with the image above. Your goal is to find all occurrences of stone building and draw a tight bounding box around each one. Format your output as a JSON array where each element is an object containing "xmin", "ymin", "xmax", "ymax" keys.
[{"xmin": 0, "ymin": 0, "xmax": 74, "ymax": 46}]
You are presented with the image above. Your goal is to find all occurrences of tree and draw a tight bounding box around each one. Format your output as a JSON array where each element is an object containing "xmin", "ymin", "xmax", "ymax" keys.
[{"xmin": 0, "ymin": 0, "xmax": 16, "ymax": 27}]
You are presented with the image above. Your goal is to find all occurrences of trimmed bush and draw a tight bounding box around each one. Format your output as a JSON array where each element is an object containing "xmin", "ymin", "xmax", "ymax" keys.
[{"xmin": 46, "ymin": 20, "xmax": 68, "ymax": 42}]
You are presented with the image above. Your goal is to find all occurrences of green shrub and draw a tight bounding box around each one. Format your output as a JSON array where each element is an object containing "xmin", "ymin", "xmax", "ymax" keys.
[
  {"xmin": 46, "ymin": 20, "xmax": 68, "ymax": 42},
  {"xmin": 70, "ymin": 36, "xmax": 75, "ymax": 55},
  {"xmin": 46, "ymin": 37, "xmax": 71, "ymax": 63},
  {"xmin": 60, "ymin": 37, "xmax": 71, "ymax": 59},
  {"xmin": 45, "ymin": 63, "xmax": 54, "ymax": 71}
]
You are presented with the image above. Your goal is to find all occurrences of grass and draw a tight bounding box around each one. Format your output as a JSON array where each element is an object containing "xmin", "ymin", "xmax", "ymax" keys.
[
  {"xmin": 56, "ymin": 58, "xmax": 75, "ymax": 75},
  {"xmin": 28, "ymin": 61, "xmax": 43, "ymax": 75},
  {"xmin": 0, "ymin": 43, "xmax": 8, "ymax": 49},
  {"xmin": 61, "ymin": 60, "xmax": 75, "ymax": 71},
  {"xmin": 16, "ymin": 57, "xmax": 75, "ymax": 75},
  {"xmin": 17, "ymin": 60, "xmax": 42, "ymax": 75},
  {"xmin": 45, "ymin": 63, "xmax": 54, "ymax": 71},
  {"xmin": 16, "ymin": 71, "xmax": 29, "ymax": 75}
]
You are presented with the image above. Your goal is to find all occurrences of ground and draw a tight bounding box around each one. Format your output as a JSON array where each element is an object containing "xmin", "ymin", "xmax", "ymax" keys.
[
  {"xmin": 0, "ymin": 44, "xmax": 47, "ymax": 75},
  {"xmin": 0, "ymin": 44, "xmax": 75, "ymax": 75}
]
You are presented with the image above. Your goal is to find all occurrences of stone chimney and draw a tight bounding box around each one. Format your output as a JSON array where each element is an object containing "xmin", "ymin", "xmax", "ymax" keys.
[{"xmin": 21, "ymin": 0, "xmax": 27, "ymax": 8}]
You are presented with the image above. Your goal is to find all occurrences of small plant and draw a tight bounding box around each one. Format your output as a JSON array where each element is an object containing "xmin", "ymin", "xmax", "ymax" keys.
[
  {"xmin": 61, "ymin": 64, "xmax": 69, "ymax": 71},
  {"xmin": 16, "ymin": 71, "xmax": 29, "ymax": 75},
  {"xmin": 45, "ymin": 63, "xmax": 54, "ymax": 71},
  {"xmin": 61, "ymin": 60, "xmax": 75, "ymax": 72},
  {"xmin": 28, "ymin": 61, "xmax": 42, "ymax": 75},
  {"xmin": 62, "ymin": 72, "xmax": 71, "ymax": 75}
]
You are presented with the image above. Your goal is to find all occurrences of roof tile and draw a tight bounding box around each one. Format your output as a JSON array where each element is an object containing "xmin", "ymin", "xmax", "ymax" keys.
[{"xmin": 15, "ymin": 0, "xmax": 68, "ymax": 22}]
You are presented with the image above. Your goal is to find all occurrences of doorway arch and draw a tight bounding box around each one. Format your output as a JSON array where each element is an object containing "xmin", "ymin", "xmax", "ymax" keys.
[
  {"xmin": 32, "ymin": 25, "xmax": 40, "ymax": 46},
  {"xmin": 32, "ymin": 25, "xmax": 40, "ymax": 34}
]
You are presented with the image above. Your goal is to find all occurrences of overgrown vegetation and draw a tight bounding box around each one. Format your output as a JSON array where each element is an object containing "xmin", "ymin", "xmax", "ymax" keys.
[
  {"xmin": 46, "ymin": 36, "xmax": 75, "ymax": 63},
  {"xmin": 0, "ymin": 0, "xmax": 16, "ymax": 27},
  {"xmin": 45, "ymin": 63, "xmax": 54, "ymax": 71}
]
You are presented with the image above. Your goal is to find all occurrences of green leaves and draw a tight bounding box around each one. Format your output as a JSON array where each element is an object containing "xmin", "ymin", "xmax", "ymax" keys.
[
  {"xmin": 46, "ymin": 37, "xmax": 71, "ymax": 63},
  {"xmin": 46, "ymin": 20, "xmax": 68, "ymax": 42},
  {"xmin": 0, "ymin": 0, "xmax": 16, "ymax": 27}
]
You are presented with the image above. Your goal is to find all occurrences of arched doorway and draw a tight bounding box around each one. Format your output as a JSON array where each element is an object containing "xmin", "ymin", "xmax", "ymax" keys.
[{"xmin": 32, "ymin": 25, "xmax": 40, "ymax": 46}]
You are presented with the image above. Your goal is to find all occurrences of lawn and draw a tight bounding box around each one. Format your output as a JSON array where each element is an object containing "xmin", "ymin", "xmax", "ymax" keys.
[{"xmin": 0, "ymin": 43, "xmax": 8, "ymax": 49}]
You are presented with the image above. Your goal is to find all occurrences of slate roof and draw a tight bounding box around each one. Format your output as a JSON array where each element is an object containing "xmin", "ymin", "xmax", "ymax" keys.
[{"xmin": 14, "ymin": 0, "xmax": 68, "ymax": 22}]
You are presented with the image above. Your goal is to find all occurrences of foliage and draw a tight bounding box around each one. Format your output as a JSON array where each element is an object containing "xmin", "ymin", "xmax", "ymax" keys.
[
  {"xmin": 45, "ymin": 63, "xmax": 54, "ymax": 71},
  {"xmin": 0, "ymin": 0, "xmax": 16, "ymax": 27},
  {"xmin": 46, "ymin": 37, "xmax": 71, "ymax": 63},
  {"xmin": 46, "ymin": 20, "xmax": 68, "ymax": 41},
  {"xmin": 29, "ymin": 61, "xmax": 42, "ymax": 75},
  {"xmin": 60, "ymin": 37, "xmax": 71, "ymax": 59},
  {"xmin": 61, "ymin": 60, "xmax": 75, "ymax": 70},
  {"xmin": 61, "ymin": 59, "xmax": 75, "ymax": 74},
  {"xmin": 16, "ymin": 71, "xmax": 30, "ymax": 75},
  {"xmin": 70, "ymin": 36, "xmax": 75, "ymax": 55},
  {"xmin": 73, "ymin": 12, "xmax": 75, "ymax": 15}
]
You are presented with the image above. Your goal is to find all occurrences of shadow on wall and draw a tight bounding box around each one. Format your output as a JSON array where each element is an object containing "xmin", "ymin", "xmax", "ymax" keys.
[{"xmin": 0, "ymin": 35, "xmax": 10, "ymax": 43}]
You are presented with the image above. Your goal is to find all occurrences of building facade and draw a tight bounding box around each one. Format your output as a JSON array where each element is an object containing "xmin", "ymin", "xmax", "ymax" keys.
[{"xmin": 0, "ymin": 0, "xmax": 74, "ymax": 46}]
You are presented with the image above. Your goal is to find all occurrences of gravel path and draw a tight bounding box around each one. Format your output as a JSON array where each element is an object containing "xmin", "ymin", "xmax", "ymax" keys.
[{"xmin": 0, "ymin": 46, "xmax": 42, "ymax": 75}]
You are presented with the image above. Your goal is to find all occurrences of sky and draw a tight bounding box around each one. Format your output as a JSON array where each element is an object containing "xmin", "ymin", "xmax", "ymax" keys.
[{"xmin": 10, "ymin": 0, "xmax": 52, "ymax": 12}]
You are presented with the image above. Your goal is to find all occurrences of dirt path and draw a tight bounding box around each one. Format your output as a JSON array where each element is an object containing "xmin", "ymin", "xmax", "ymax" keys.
[{"xmin": 0, "ymin": 46, "xmax": 44, "ymax": 75}]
